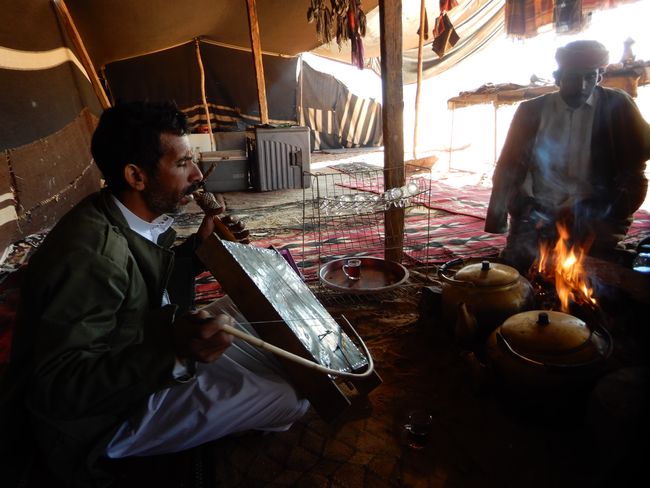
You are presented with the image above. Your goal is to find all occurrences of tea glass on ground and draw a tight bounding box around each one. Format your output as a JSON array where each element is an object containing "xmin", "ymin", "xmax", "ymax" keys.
[
  {"xmin": 403, "ymin": 410, "xmax": 433, "ymax": 450},
  {"xmin": 342, "ymin": 258, "xmax": 362, "ymax": 280}
]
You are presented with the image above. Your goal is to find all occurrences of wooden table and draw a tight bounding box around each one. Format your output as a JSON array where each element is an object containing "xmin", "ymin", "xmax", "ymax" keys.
[{"xmin": 446, "ymin": 84, "xmax": 557, "ymax": 170}]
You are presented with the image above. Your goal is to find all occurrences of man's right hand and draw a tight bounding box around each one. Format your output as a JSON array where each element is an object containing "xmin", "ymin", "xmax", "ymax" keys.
[{"xmin": 173, "ymin": 309, "xmax": 234, "ymax": 363}]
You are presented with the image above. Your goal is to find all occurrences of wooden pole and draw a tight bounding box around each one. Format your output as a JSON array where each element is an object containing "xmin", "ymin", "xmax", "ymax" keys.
[
  {"xmin": 413, "ymin": 0, "xmax": 427, "ymax": 160},
  {"xmin": 195, "ymin": 39, "xmax": 215, "ymax": 150},
  {"xmin": 245, "ymin": 0, "xmax": 269, "ymax": 125},
  {"xmin": 379, "ymin": 0, "xmax": 405, "ymax": 263},
  {"xmin": 52, "ymin": 0, "xmax": 111, "ymax": 109}
]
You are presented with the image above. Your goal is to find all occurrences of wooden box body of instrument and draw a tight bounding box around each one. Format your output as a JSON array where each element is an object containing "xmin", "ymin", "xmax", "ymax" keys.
[{"xmin": 196, "ymin": 234, "xmax": 381, "ymax": 421}]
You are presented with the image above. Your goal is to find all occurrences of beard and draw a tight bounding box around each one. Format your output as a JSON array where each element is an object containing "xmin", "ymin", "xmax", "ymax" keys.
[{"xmin": 142, "ymin": 178, "xmax": 200, "ymax": 216}]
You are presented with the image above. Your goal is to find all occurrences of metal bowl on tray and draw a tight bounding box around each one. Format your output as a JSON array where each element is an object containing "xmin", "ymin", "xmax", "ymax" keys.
[{"xmin": 319, "ymin": 257, "xmax": 409, "ymax": 294}]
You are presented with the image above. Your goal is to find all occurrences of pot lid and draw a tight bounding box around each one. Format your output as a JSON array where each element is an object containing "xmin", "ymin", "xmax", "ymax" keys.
[
  {"xmin": 453, "ymin": 260, "xmax": 520, "ymax": 287},
  {"xmin": 498, "ymin": 310, "xmax": 592, "ymax": 357}
]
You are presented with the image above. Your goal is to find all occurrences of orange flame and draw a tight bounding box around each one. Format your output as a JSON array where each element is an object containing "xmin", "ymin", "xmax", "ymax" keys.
[{"xmin": 537, "ymin": 222, "xmax": 597, "ymax": 312}]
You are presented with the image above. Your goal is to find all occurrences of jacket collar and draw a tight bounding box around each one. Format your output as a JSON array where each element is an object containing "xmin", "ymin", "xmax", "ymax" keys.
[
  {"xmin": 97, "ymin": 189, "xmax": 177, "ymax": 306},
  {"xmin": 110, "ymin": 194, "xmax": 174, "ymax": 245},
  {"xmin": 97, "ymin": 188, "xmax": 177, "ymax": 248}
]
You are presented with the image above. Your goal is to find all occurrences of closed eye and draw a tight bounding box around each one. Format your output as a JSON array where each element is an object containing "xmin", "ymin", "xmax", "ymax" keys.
[{"xmin": 177, "ymin": 156, "xmax": 193, "ymax": 167}]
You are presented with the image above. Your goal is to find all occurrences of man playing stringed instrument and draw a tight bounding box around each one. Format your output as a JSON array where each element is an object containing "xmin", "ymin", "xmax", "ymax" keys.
[{"xmin": 1, "ymin": 101, "xmax": 309, "ymax": 487}]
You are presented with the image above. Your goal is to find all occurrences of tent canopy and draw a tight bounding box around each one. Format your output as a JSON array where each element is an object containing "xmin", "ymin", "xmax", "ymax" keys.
[{"xmin": 65, "ymin": 0, "xmax": 379, "ymax": 68}]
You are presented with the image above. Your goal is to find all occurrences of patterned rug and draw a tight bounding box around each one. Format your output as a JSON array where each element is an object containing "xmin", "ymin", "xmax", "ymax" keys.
[
  {"xmin": 190, "ymin": 211, "xmax": 505, "ymax": 306},
  {"xmin": 3, "ymin": 186, "xmax": 650, "ymax": 364}
]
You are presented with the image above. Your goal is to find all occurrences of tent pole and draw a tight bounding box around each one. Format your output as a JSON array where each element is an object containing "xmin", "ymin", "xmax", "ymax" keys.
[
  {"xmin": 379, "ymin": 0, "xmax": 405, "ymax": 263},
  {"xmin": 195, "ymin": 39, "xmax": 215, "ymax": 151},
  {"xmin": 298, "ymin": 55, "xmax": 304, "ymax": 127},
  {"xmin": 52, "ymin": 0, "xmax": 111, "ymax": 109},
  {"xmin": 245, "ymin": 0, "xmax": 269, "ymax": 125},
  {"xmin": 413, "ymin": 0, "xmax": 427, "ymax": 160}
]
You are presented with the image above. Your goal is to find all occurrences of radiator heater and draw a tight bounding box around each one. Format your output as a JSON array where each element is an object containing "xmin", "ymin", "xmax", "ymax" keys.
[{"xmin": 247, "ymin": 126, "xmax": 311, "ymax": 191}]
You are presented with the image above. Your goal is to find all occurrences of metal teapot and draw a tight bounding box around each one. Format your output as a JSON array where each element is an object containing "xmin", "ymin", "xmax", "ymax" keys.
[
  {"xmin": 485, "ymin": 310, "xmax": 613, "ymax": 391},
  {"xmin": 438, "ymin": 258, "xmax": 535, "ymax": 345}
]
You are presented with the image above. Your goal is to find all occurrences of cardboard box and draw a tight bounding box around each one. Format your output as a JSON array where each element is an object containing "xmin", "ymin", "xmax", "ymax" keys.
[{"xmin": 200, "ymin": 150, "xmax": 250, "ymax": 192}]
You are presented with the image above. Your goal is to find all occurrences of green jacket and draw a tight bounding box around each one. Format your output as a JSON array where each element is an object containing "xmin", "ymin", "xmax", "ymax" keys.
[{"xmin": 1, "ymin": 189, "xmax": 200, "ymax": 486}]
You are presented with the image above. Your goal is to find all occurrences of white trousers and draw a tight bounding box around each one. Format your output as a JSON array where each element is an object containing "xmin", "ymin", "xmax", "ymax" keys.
[{"xmin": 106, "ymin": 297, "xmax": 310, "ymax": 458}]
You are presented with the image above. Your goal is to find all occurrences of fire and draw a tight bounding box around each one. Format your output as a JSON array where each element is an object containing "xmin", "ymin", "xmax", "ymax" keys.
[{"xmin": 537, "ymin": 222, "xmax": 597, "ymax": 312}]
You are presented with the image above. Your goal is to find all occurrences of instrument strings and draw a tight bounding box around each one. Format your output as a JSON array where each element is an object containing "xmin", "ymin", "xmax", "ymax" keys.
[{"xmin": 231, "ymin": 316, "xmax": 364, "ymax": 372}]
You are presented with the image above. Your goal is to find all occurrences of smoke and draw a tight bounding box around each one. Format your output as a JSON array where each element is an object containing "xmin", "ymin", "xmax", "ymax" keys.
[{"xmin": 529, "ymin": 133, "xmax": 614, "ymax": 248}]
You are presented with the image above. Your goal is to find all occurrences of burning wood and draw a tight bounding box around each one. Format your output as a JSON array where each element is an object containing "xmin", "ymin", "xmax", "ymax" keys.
[{"xmin": 534, "ymin": 221, "xmax": 597, "ymax": 312}]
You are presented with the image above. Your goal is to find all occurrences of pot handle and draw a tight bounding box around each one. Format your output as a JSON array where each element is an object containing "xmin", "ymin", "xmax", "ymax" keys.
[
  {"xmin": 591, "ymin": 322, "xmax": 614, "ymax": 362},
  {"xmin": 438, "ymin": 258, "xmax": 476, "ymax": 287},
  {"xmin": 495, "ymin": 332, "xmax": 545, "ymax": 367},
  {"xmin": 495, "ymin": 324, "xmax": 613, "ymax": 370}
]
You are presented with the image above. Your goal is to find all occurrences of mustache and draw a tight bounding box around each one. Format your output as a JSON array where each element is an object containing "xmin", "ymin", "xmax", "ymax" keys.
[{"xmin": 185, "ymin": 181, "xmax": 203, "ymax": 195}]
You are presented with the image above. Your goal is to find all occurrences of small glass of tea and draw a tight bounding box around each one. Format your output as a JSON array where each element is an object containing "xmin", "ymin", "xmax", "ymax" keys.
[{"xmin": 403, "ymin": 410, "xmax": 433, "ymax": 450}]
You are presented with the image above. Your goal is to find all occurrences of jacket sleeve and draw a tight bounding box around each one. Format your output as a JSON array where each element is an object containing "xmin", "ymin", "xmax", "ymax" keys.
[
  {"xmin": 485, "ymin": 98, "xmax": 540, "ymax": 233},
  {"xmin": 28, "ymin": 247, "xmax": 178, "ymax": 420},
  {"xmin": 608, "ymin": 90, "xmax": 650, "ymax": 219}
]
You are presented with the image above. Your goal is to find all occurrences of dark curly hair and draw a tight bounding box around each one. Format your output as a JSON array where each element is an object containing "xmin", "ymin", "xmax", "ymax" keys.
[{"xmin": 91, "ymin": 101, "xmax": 189, "ymax": 194}]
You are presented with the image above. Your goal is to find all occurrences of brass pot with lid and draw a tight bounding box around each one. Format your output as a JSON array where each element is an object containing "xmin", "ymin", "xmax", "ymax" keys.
[
  {"xmin": 485, "ymin": 310, "xmax": 614, "ymax": 390},
  {"xmin": 438, "ymin": 258, "xmax": 535, "ymax": 344}
]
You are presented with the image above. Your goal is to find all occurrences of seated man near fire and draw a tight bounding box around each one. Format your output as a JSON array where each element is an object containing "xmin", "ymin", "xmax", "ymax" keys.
[
  {"xmin": 485, "ymin": 40, "xmax": 650, "ymax": 274},
  {"xmin": 0, "ymin": 101, "xmax": 309, "ymax": 487}
]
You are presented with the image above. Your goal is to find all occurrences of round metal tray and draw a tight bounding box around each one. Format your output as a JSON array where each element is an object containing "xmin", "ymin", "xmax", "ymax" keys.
[{"xmin": 319, "ymin": 257, "xmax": 410, "ymax": 294}]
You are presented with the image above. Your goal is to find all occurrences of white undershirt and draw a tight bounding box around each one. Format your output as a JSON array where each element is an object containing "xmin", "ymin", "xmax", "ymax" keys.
[
  {"xmin": 524, "ymin": 89, "xmax": 597, "ymax": 210},
  {"xmin": 111, "ymin": 195, "xmax": 174, "ymax": 305}
]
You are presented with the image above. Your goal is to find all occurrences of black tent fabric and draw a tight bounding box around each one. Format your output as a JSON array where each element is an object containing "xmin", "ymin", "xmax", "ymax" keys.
[
  {"xmin": 200, "ymin": 42, "xmax": 299, "ymax": 128},
  {"xmin": 300, "ymin": 62, "xmax": 383, "ymax": 150},
  {"xmin": 0, "ymin": 1, "xmax": 101, "ymax": 150},
  {"xmin": 104, "ymin": 43, "xmax": 201, "ymax": 113},
  {"xmin": 0, "ymin": 0, "xmax": 102, "ymax": 252},
  {"xmin": 104, "ymin": 42, "xmax": 382, "ymax": 149},
  {"xmin": 104, "ymin": 41, "xmax": 298, "ymax": 131}
]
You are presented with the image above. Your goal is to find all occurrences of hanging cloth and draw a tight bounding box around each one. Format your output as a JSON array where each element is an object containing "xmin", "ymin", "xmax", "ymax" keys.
[
  {"xmin": 432, "ymin": 13, "xmax": 460, "ymax": 58},
  {"xmin": 432, "ymin": 0, "xmax": 460, "ymax": 58},
  {"xmin": 554, "ymin": 0, "xmax": 584, "ymax": 34},
  {"xmin": 347, "ymin": 0, "xmax": 367, "ymax": 69}
]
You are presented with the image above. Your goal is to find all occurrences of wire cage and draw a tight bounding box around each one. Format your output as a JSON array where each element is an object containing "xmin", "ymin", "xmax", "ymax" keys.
[{"xmin": 301, "ymin": 163, "xmax": 433, "ymax": 292}]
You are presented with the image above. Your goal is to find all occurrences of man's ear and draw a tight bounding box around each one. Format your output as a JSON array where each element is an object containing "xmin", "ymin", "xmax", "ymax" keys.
[{"xmin": 123, "ymin": 164, "xmax": 147, "ymax": 191}]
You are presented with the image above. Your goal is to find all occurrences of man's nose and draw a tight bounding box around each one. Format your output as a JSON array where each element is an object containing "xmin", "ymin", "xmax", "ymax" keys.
[{"xmin": 191, "ymin": 159, "xmax": 204, "ymax": 181}]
